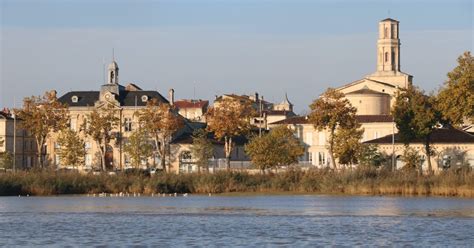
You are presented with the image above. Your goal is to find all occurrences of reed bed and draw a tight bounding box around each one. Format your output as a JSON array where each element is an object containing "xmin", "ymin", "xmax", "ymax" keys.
[{"xmin": 0, "ymin": 168, "xmax": 472, "ymax": 197}]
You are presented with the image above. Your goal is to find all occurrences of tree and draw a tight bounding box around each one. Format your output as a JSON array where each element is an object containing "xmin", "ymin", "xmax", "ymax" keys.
[
  {"xmin": 437, "ymin": 51, "xmax": 474, "ymax": 126},
  {"xmin": 206, "ymin": 98, "xmax": 254, "ymax": 170},
  {"xmin": 16, "ymin": 90, "xmax": 68, "ymax": 168},
  {"xmin": 245, "ymin": 126, "xmax": 304, "ymax": 173},
  {"xmin": 333, "ymin": 125, "xmax": 364, "ymax": 167},
  {"xmin": 190, "ymin": 129, "xmax": 214, "ymax": 173},
  {"xmin": 308, "ymin": 88, "xmax": 358, "ymax": 169},
  {"xmin": 356, "ymin": 144, "xmax": 387, "ymax": 168},
  {"xmin": 138, "ymin": 99, "xmax": 183, "ymax": 172},
  {"xmin": 392, "ymin": 85, "xmax": 440, "ymax": 173},
  {"xmin": 56, "ymin": 128, "xmax": 85, "ymax": 169},
  {"xmin": 123, "ymin": 128, "xmax": 153, "ymax": 169},
  {"xmin": 82, "ymin": 104, "xmax": 119, "ymax": 171},
  {"xmin": 0, "ymin": 151, "xmax": 13, "ymax": 169},
  {"xmin": 401, "ymin": 146, "xmax": 423, "ymax": 173}
]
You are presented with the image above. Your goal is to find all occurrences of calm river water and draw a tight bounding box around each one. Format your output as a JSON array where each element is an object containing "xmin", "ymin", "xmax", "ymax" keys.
[{"xmin": 0, "ymin": 195, "xmax": 473, "ymax": 247}]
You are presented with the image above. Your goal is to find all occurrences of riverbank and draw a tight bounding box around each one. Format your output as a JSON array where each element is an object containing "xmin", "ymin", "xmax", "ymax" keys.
[{"xmin": 0, "ymin": 168, "xmax": 472, "ymax": 197}]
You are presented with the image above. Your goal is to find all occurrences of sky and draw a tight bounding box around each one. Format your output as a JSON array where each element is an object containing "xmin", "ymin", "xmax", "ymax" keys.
[{"xmin": 1, "ymin": 0, "xmax": 472, "ymax": 113}]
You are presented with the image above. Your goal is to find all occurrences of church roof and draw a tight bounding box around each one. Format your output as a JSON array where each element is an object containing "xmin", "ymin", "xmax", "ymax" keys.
[
  {"xmin": 58, "ymin": 89, "xmax": 168, "ymax": 107},
  {"xmin": 346, "ymin": 87, "xmax": 390, "ymax": 96},
  {"xmin": 381, "ymin": 18, "xmax": 399, "ymax": 23},
  {"xmin": 335, "ymin": 77, "xmax": 397, "ymax": 92},
  {"xmin": 365, "ymin": 127, "xmax": 474, "ymax": 144}
]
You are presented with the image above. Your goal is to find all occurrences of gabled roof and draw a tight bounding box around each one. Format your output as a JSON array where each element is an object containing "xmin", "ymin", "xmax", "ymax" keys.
[
  {"xmin": 381, "ymin": 18, "xmax": 399, "ymax": 23},
  {"xmin": 336, "ymin": 77, "xmax": 397, "ymax": 92},
  {"xmin": 364, "ymin": 128, "xmax": 474, "ymax": 144},
  {"xmin": 174, "ymin": 100, "xmax": 209, "ymax": 109},
  {"xmin": 270, "ymin": 115, "xmax": 394, "ymax": 125},
  {"xmin": 346, "ymin": 87, "xmax": 390, "ymax": 96},
  {"xmin": 58, "ymin": 89, "xmax": 168, "ymax": 107}
]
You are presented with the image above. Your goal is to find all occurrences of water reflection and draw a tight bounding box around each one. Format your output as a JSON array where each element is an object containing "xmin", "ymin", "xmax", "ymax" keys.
[{"xmin": 0, "ymin": 195, "xmax": 472, "ymax": 246}]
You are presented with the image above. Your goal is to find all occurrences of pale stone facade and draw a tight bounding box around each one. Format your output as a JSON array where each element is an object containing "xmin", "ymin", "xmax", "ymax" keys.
[{"xmin": 0, "ymin": 110, "xmax": 37, "ymax": 169}]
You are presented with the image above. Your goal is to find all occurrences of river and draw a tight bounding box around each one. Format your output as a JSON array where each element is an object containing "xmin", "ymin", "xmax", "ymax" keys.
[{"xmin": 0, "ymin": 195, "xmax": 473, "ymax": 247}]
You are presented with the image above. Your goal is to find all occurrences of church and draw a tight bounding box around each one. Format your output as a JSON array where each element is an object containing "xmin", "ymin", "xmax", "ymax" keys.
[{"xmin": 270, "ymin": 18, "xmax": 474, "ymax": 171}]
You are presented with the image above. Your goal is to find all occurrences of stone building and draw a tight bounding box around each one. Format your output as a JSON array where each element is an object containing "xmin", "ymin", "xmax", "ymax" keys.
[
  {"xmin": 269, "ymin": 18, "xmax": 474, "ymax": 171},
  {"xmin": 0, "ymin": 109, "xmax": 37, "ymax": 169},
  {"xmin": 51, "ymin": 59, "xmax": 173, "ymax": 171}
]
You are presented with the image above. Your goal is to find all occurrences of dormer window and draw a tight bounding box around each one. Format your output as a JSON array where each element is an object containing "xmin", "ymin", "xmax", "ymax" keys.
[
  {"xmin": 71, "ymin": 96, "xmax": 78, "ymax": 103},
  {"xmin": 141, "ymin": 95, "xmax": 148, "ymax": 102}
]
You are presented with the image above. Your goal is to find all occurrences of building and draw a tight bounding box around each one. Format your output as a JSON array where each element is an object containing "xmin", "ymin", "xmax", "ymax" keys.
[
  {"xmin": 51, "ymin": 59, "xmax": 174, "ymax": 171},
  {"xmin": 214, "ymin": 92, "xmax": 296, "ymax": 128},
  {"xmin": 365, "ymin": 128, "xmax": 474, "ymax": 171},
  {"xmin": 0, "ymin": 109, "xmax": 36, "ymax": 169},
  {"xmin": 173, "ymin": 99, "xmax": 209, "ymax": 122}
]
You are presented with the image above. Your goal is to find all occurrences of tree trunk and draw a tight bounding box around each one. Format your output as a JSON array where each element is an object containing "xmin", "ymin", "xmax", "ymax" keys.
[
  {"xmin": 160, "ymin": 141, "xmax": 167, "ymax": 172},
  {"xmin": 224, "ymin": 136, "xmax": 232, "ymax": 170},
  {"xmin": 98, "ymin": 142, "xmax": 106, "ymax": 172},
  {"xmin": 36, "ymin": 140, "xmax": 43, "ymax": 169},
  {"xmin": 328, "ymin": 127, "xmax": 337, "ymax": 170},
  {"xmin": 425, "ymin": 137, "xmax": 432, "ymax": 174}
]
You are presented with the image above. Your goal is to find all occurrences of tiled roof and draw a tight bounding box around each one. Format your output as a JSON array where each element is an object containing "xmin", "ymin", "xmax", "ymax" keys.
[
  {"xmin": 364, "ymin": 128, "xmax": 474, "ymax": 144},
  {"xmin": 270, "ymin": 115, "xmax": 394, "ymax": 125},
  {"xmin": 58, "ymin": 89, "xmax": 168, "ymax": 107},
  {"xmin": 381, "ymin": 18, "xmax": 399, "ymax": 23},
  {"xmin": 269, "ymin": 116, "xmax": 308, "ymax": 125},
  {"xmin": 356, "ymin": 115, "xmax": 393, "ymax": 123},
  {"xmin": 174, "ymin": 100, "xmax": 209, "ymax": 109},
  {"xmin": 263, "ymin": 110, "xmax": 296, "ymax": 116},
  {"xmin": 346, "ymin": 88, "xmax": 390, "ymax": 95}
]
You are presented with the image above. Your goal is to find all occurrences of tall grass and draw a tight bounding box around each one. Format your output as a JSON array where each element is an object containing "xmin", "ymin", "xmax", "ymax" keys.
[{"xmin": 0, "ymin": 168, "xmax": 472, "ymax": 197}]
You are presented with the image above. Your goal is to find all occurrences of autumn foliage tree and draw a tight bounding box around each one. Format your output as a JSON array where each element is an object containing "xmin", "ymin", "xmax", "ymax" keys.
[
  {"xmin": 392, "ymin": 85, "xmax": 440, "ymax": 173},
  {"xmin": 82, "ymin": 104, "xmax": 119, "ymax": 171},
  {"xmin": 436, "ymin": 51, "xmax": 474, "ymax": 126},
  {"xmin": 308, "ymin": 88, "xmax": 358, "ymax": 169},
  {"xmin": 123, "ymin": 127, "xmax": 153, "ymax": 169},
  {"xmin": 138, "ymin": 99, "xmax": 183, "ymax": 172},
  {"xmin": 206, "ymin": 98, "xmax": 254, "ymax": 170},
  {"xmin": 245, "ymin": 126, "xmax": 304, "ymax": 173},
  {"xmin": 56, "ymin": 128, "xmax": 85, "ymax": 169},
  {"xmin": 332, "ymin": 124, "xmax": 364, "ymax": 167},
  {"xmin": 190, "ymin": 129, "xmax": 214, "ymax": 173},
  {"xmin": 17, "ymin": 90, "xmax": 68, "ymax": 168}
]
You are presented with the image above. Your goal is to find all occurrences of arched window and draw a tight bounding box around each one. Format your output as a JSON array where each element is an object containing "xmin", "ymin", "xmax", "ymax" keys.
[
  {"xmin": 384, "ymin": 27, "xmax": 388, "ymax": 38},
  {"xmin": 385, "ymin": 52, "xmax": 389, "ymax": 62}
]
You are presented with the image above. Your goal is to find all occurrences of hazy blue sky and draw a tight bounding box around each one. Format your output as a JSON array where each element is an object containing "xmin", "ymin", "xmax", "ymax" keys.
[{"xmin": 1, "ymin": 0, "xmax": 472, "ymax": 112}]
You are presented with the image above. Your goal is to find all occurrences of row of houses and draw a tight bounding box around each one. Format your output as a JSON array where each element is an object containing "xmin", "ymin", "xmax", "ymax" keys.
[{"xmin": 1, "ymin": 18, "xmax": 473, "ymax": 173}]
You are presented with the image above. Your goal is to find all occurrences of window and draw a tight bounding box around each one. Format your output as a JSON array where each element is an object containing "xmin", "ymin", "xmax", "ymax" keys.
[
  {"xmin": 305, "ymin": 132, "xmax": 313, "ymax": 146},
  {"xmin": 318, "ymin": 152, "xmax": 326, "ymax": 166},
  {"xmin": 384, "ymin": 27, "xmax": 388, "ymax": 38},
  {"xmin": 385, "ymin": 52, "xmax": 388, "ymax": 62},
  {"xmin": 308, "ymin": 152, "xmax": 313, "ymax": 163},
  {"xmin": 55, "ymin": 154, "xmax": 61, "ymax": 166},
  {"xmin": 70, "ymin": 118, "xmax": 77, "ymax": 131},
  {"xmin": 141, "ymin": 95, "xmax": 148, "ymax": 102},
  {"xmin": 318, "ymin": 132, "xmax": 326, "ymax": 146},
  {"xmin": 124, "ymin": 118, "xmax": 133, "ymax": 132},
  {"xmin": 85, "ymin": 154, "xmax": 92, "ymax": 166},
  {"xmin": 71, "ymin": 96, "xmax": 78, "ymax": 103}
]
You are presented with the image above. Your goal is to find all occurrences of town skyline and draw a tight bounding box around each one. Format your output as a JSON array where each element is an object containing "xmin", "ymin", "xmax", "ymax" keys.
[{"xmin": 1, "ymin": 0, "xmax": 472, "ymax": 112}]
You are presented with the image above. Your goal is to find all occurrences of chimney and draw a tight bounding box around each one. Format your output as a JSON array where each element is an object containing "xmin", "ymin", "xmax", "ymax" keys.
[{"xmin": 168, "ymin": 88, "xmax": 175, "ymax": 106}]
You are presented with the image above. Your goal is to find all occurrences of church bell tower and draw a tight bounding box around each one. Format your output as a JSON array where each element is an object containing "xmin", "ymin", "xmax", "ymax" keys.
[
  {"xmin": 377, "ymin": 18, "xmax": 400, "ymax": 72},
  {"xmin": 107, "ymin": 60, "xmax": 119, "ymax": 85}
]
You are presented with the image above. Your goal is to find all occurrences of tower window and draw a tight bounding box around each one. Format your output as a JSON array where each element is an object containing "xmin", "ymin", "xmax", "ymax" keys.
[
  {"xmin": 384, "ymin": 27, "xmax": 388, "ymax": 38},
  {"xmin": 110, "ymin": 71, "xmax": 114, "ymax": 80},
  {"xmin": 385, "ymin": 52, "xmax": 388, "ymax": 62}
]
